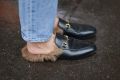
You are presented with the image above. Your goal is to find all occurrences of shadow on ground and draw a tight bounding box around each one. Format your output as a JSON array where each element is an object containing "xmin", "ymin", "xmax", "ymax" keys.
[{"xmin": 0, "ymin": 0, "xmax": 120, "ymax": 80}]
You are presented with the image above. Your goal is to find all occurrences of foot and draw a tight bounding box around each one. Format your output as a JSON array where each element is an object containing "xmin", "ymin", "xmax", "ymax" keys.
[
  {"xmin": 21, "ymin": 33, "xmax": 96, "ymax": 62},
  {"xmin": 22, "ymin": 34, "xmax": 62, "ymax": 62}
]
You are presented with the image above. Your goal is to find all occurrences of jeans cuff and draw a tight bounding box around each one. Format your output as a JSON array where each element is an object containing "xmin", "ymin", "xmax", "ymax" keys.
[{"xmin": 22, "ymin": 35, "xmax": 51, "ymax": 42}]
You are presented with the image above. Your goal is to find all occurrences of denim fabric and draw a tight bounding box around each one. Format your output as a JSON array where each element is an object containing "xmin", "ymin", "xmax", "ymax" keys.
[{"xmin": 19, "ymin": 0, "xmax": 58, "ymax": 42}]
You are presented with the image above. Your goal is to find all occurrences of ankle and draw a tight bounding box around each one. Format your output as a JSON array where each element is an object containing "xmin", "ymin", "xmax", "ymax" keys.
[
  {"xmin": 54, "ymin": 17, "xmax": 63, "ymax": 34},
  {"xmin": 26, "ymin": 34, "xmax": 56, "ymax": 54}
]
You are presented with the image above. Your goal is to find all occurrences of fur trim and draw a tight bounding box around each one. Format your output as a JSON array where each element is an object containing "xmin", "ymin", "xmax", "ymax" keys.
[{"xmin": 21, "ymin": 45, "xmax": 62, "ymax": 62}]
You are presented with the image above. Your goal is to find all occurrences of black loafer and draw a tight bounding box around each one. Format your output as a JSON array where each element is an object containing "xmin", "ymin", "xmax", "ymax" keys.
[
  {"xmin": 58, "ymin": 18, "xmax": 97, "ymax": 39},
  {"xmin": 55, "ymin": 34, "xmax": 96, "ymax": 60}
]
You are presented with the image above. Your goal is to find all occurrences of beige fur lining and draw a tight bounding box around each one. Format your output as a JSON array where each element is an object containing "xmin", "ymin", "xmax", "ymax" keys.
[{"xmin": 21, "ymin": 45, "xmax": 62, "ymax": 62}]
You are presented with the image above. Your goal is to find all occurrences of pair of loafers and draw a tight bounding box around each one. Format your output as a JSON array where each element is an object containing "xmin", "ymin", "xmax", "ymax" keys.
[{"xmin": 55, "ymin": 18, "xmax": 97, "ymax": 60}]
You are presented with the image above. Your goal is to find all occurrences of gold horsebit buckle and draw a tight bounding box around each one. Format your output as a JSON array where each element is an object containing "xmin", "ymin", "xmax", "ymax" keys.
[
  {"xmin": 65, "ymin": 22, "xmax": 71, "ymax": 29},
  {"xmin": 62, "ymin": 35, "xmax": 69, "ymax": 48}
]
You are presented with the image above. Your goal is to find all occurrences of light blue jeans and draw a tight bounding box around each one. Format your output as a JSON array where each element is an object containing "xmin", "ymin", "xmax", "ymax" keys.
[{"xmin": 19, "ymin": 0, "xmax": 58, "ymax": 42}]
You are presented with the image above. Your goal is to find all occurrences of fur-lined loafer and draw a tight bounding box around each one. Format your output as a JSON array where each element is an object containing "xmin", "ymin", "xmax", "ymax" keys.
[
  {"xmin": 21, "ymin": 34, "xmax": 96, "ymax": 62},
  {"xmin": 58, "ymin": 18, "xmax": 96, "ymax": 39}
]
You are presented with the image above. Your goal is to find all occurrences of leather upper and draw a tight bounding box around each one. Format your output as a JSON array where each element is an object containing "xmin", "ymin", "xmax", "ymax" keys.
[
  {"xmin": 55, "ymin": 34, "xmax": 96, "ymax": 60},
  {"xmin": 58, "ymin": 18, "xmax": 96, "ymax": 39}
]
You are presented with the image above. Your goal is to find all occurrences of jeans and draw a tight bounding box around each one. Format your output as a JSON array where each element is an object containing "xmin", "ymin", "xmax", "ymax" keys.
[{"xmin": 19, "ymin": 0, "xmax": 58, "ymax": 42}]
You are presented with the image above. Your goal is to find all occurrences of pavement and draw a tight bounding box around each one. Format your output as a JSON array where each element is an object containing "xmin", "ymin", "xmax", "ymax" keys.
[{"xmin": 0, "ymin": 0, "xmax": 120, "ymax": 80}]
